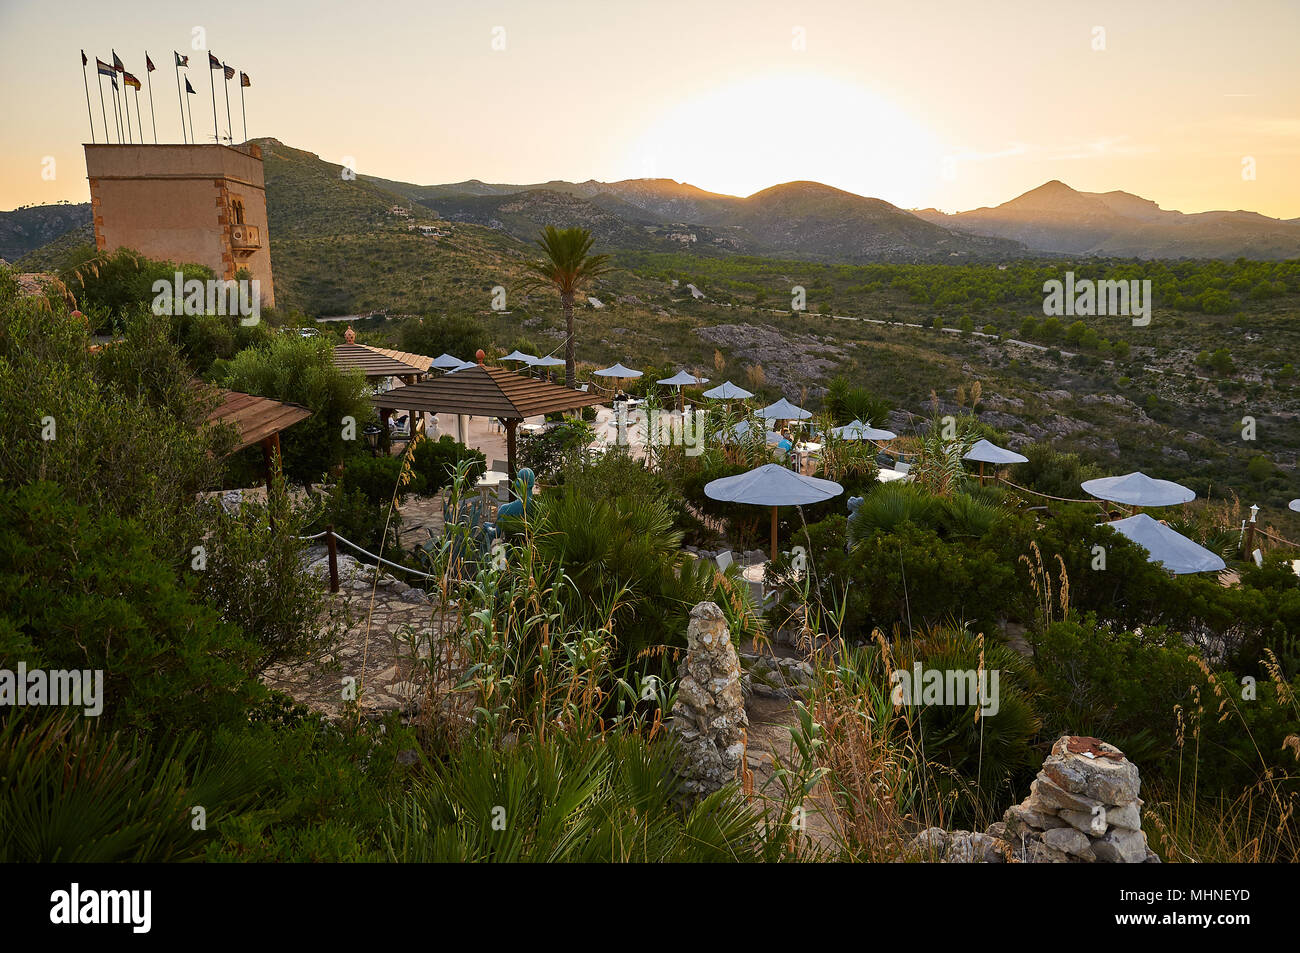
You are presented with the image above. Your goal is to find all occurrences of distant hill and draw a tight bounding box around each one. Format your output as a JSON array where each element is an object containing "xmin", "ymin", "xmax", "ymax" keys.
[
  {"xmin": 0, "ymin": 203, "xmax": 91, "ymax": 263},
  {"xmin": 914, "ymin": 180, "xmax": 1300, "ymax": 260},
  {"xmin": 391, "ymin": 174, "xmax": 1025, "ymax": 263}
]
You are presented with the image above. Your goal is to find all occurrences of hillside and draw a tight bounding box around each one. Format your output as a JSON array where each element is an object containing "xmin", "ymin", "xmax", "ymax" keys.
[
  {"xmin": 0, "ymin": 202, "xmax": 91, "ymax": 263},
  {"xmin": 916, "ymin": 180, "xmax": 1300, "ymax": 260},
  {"xmin": 384, "ymin": 172, "xmax": 1025, "ymax": 263}
]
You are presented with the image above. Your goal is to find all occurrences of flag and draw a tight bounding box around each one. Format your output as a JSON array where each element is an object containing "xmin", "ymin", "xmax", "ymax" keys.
[
  {"xmin": 123, "ymin": 71, "xmax": 141, "ymax": 90},
  {"xmin": 240, "ymin": 71, "xmax": 250, "ymax": 88},
  {"xmin": 185, "ymin": 77, "xmax": 196, "ymax": 94},
  {"xmin": 111, "ymin": 74, "xmax": 118, "ymax": 90},
  {"xmin": 81, "ymin": 50, "xmax": 88, "ymax": 67},
  {"xmin": 208, "ymin": 52, "xmax": 221, "ymax": 69},
  {"xmin": 175, "ymin": 51, "xmax": 189, "ymax": 68},
  {"xmin": 146, "ymin": 53, "xmax": 156, "ymax": 72},
  {"xmin": 96, "ymin": 57, "xmax": 115, "ymax": 77},
  {"xmin": 112, "ymin": 50, "xmax": 124, "ymax": 71},
  {"xmin": 223, "ymin": 63, "xmax": 235, "ymax": 81}
]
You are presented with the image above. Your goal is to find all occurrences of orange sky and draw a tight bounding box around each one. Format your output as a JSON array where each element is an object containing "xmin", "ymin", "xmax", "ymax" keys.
[{"xmin": 2, "ymin": 0, "xmax": 1298, "ymax": 218}]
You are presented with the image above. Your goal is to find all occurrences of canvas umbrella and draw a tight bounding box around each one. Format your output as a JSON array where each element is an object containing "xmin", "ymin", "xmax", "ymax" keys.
[
  {"xmin": 704, "ymin": 463, "xmax": 842, "ymax": 561},
  {"xmin": 759, "ymin": 397, "xmax": 811, "ymax": 424},
  {"xmin": 430, "ymin": 353, "xmax": 464, "ymax": 371},
  {"xmin": 444, "ymin": 360, "xmax": 478, "ymax": 374},
  {"xmin": 658, "ymin": 369, "xmax": 708, "ymax": 410},
  {"xmin": 703, "ymin": 380, "xmax": 754, "ymax": 401},
  {"xmin": 530, "ymin": 354, "xmax": 565, "ymax": 382},
  {"xmin": 1082, "ymin": 471, "xmax": 1195, "ymax": 511},
  {"xmin": 593, "ymin": 362, "xmax": 643, "ymax": 399},
  {"xmin": 722, "ymin": 419, "xmax": 783, "ymax": 446},
  {"xmin": 500, "ymin": 349, "xmax": 537, "ymax": 364},
  {"xmin": 964, "ymin": 438, "xmax": 1028, "ymax": 484},
  {"xmin": 1289, "ymin": 499, "xmax": 1300, "ymax": 513},
  {"xmin": 1101, "ymin": 513, "xmax": 1226, "ymax": 575},
  {"xmin": 831, "ymin": 418, "xmax": 898, "ymax": 441}
]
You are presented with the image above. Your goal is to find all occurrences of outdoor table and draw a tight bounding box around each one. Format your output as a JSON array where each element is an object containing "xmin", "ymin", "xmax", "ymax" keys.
[{"xmin": 476, "ymin": 469, "xmax": 507, "ymax": 512}]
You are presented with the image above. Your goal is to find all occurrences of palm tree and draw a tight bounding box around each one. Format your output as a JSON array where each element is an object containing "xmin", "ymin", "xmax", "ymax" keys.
[{"xmin": 525, "ymin": 226, "xmax": 611, "ymax": 387}]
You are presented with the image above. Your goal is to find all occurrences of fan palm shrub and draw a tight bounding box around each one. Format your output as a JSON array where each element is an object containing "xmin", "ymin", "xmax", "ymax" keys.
[
  {"xmin": 382, "ymin": 731, "xmax": 784, "ymax": 862},
  {"xmin": 0, "ymin": 710, "xmax": 269, "ymax": 862}
]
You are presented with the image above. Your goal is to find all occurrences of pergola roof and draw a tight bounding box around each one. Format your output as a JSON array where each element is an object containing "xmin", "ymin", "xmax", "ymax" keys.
[
  {"xmin": 207, "ymin": 389, "xmax": 312, "ymax": 452},
  {"xmin": 333, "ymin": 342, "xmax": 426, "ymax": 378},
  {"xmin": 373, "ymin": 363, "xmax": 602, "ymax": 420},
  {"xmin": 365, "ymin": 344, "xmax": 435, "ymax": 373}
]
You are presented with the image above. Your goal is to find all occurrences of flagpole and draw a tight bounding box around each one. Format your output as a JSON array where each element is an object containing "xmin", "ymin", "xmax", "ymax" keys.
[
  {"xmin": 222, "ymin": 65, "xmax": 233, "ymax": 144},
  {"xmin": 111, "ymin": 81, "xmax": 122, "ymax": 142},
  {"xmin": 145, "ymin": 54, "xmax": 157, "ymax": 143},
  {"xmin": 239, "ymin": 79, "xmax": 247, "ymax": 143},
  {"xmin": 209, "ymin": 59, "xmax": 219, "ymax": 142},
  {"xmin": 121, "ymin": 73, "xmax": 132, "ymax": 143},
  {"xmin": 133, "ymin": 88, "xmax": 144, "ymax": 143},
  {"xmin": 186, "ymin": 91, "xmax": 194, "ymax": 145},
  {"xmin": 81, "ymin": 54, "xmax": 95, "ymax": 143},
  {"xmin": 175, "ymin": 59, "xmax": 186, "ymax": 143},
  {"xmin": 95, "ymin": 70, "xmax": 109, "ymax": 144}
]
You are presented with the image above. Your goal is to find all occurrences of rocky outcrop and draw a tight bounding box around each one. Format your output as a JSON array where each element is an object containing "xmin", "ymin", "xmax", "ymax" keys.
[
  {"xmin": 668, "ymin": 602, "xmax": 748, "ymax": 798},
  {"xmin": 904, "ymin": 736, "xmax": 1159, "ymax": 863}
]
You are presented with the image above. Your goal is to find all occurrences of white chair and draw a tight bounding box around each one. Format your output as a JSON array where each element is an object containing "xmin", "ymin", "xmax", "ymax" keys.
[{"xmin": 715, "ymin": 550, "xmax": 734, "ymax": 572}]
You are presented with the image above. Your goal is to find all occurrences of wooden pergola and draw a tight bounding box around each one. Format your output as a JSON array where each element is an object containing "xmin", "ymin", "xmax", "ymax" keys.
[
  {"xmin": 372, "ymin": 363, "xmax": 602, "ymax": 476},
  {"xmin": 333, "ymin": 342, "xmax": 430, "ymax": 453},
  {"xmin": 206, "ymin": 389, "xmax": 312, "ymax": 492},
  {"xmin": 332, "ymin": 342, "xmax": 428, "ymax": 380}
]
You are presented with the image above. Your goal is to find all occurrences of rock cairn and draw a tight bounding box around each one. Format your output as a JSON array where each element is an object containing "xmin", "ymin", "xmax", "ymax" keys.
[
  {"xmin": 1001, "ymin": 736, "xmax": 1158, "ymax": 863},
  {"xmin": 906, "ymin": 736, "xmax": 1159, "ymax": 863},
  {"xmin": 668, "ymin": 602, "xmax": 748, "ymax": 798}
]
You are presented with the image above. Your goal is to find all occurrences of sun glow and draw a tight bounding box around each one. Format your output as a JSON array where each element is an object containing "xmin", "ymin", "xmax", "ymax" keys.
[{"xmin": 622, "ymin": 70, "xmax": 946, "ymax": 204}]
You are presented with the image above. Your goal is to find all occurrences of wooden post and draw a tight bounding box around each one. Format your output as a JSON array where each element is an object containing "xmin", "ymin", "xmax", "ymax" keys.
[
  {"xmin": 979, "ymin": 460, "xmax": 986, "ymax": 485},
  {"xmin": 506, "ymin": 418, "xmax": 518, "ymax": 479},
  {"xmin": 325, "ymin": 524, "xmax": 339, "ymax": 593},
  {"xmin": 1243, "ymin": 519, "xmax": 1256, "ymax": 558},
  {"xmin": 261, "ymin": 432, "xmax": 282, "ymax": 531},
  {"xmin": 771, "ymin": 505, "xmax": 778, "ymax": 562},
  {"xmin": 379, "ymin": 407, "xmax": 393, "ymax": 455}
]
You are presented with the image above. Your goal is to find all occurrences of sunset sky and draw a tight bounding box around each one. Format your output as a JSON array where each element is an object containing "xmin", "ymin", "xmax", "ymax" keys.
[{"xmin": 2, "ymin": 0, "xmax": 1298, "ymax": 217}]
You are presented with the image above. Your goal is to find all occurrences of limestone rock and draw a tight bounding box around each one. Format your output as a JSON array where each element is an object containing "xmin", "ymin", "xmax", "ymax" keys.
[
  {"xmin": 668, "ymin": 602, "xmax": 748, "ymax": 798},
  {"xmin": 1041, "ymin": 736, "xmax": 1140, "ymax": 805},
  {"xmin": 1091, "ymin": 827, "xmax": 1149, "ymax": 864}
]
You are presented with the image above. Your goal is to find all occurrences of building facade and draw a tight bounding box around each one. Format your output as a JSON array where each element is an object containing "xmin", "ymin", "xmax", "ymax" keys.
[{"xmin": 84, "ymin": 142, "xmax": 274, "ymax": 307}]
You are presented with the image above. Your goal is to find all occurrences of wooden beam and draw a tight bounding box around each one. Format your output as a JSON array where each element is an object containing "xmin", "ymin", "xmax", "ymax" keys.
[
  {"xmin": 771, "ymin": 505, "xmax": 778, "ymax": 562},
  {"xmin": 506, "ymin": 419, "xmax": 518, "ymax": 480}
]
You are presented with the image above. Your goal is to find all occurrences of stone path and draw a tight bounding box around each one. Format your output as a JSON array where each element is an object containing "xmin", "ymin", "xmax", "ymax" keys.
[{"xmin": 261, "ymin": 550, "xmax": 454, "ymax": 720}]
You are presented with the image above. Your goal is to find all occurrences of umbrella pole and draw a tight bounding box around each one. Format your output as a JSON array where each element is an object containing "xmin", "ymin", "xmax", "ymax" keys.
[{"xmin": 771, "ymin": 506, "xmax": 778, "ymax": 562}]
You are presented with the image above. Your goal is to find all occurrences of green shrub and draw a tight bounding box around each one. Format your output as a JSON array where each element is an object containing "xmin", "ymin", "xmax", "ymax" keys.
[
  {"xmin": 0, "ymin": 482, "xmax": 261, "ymax": 734},
  {"xmin": 410, "ymin": 435, "xmax": 484, "ymax": 492},
  {"xmin": 221, "ymin": 333, "xmax": 375, "ymax": 482}
]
